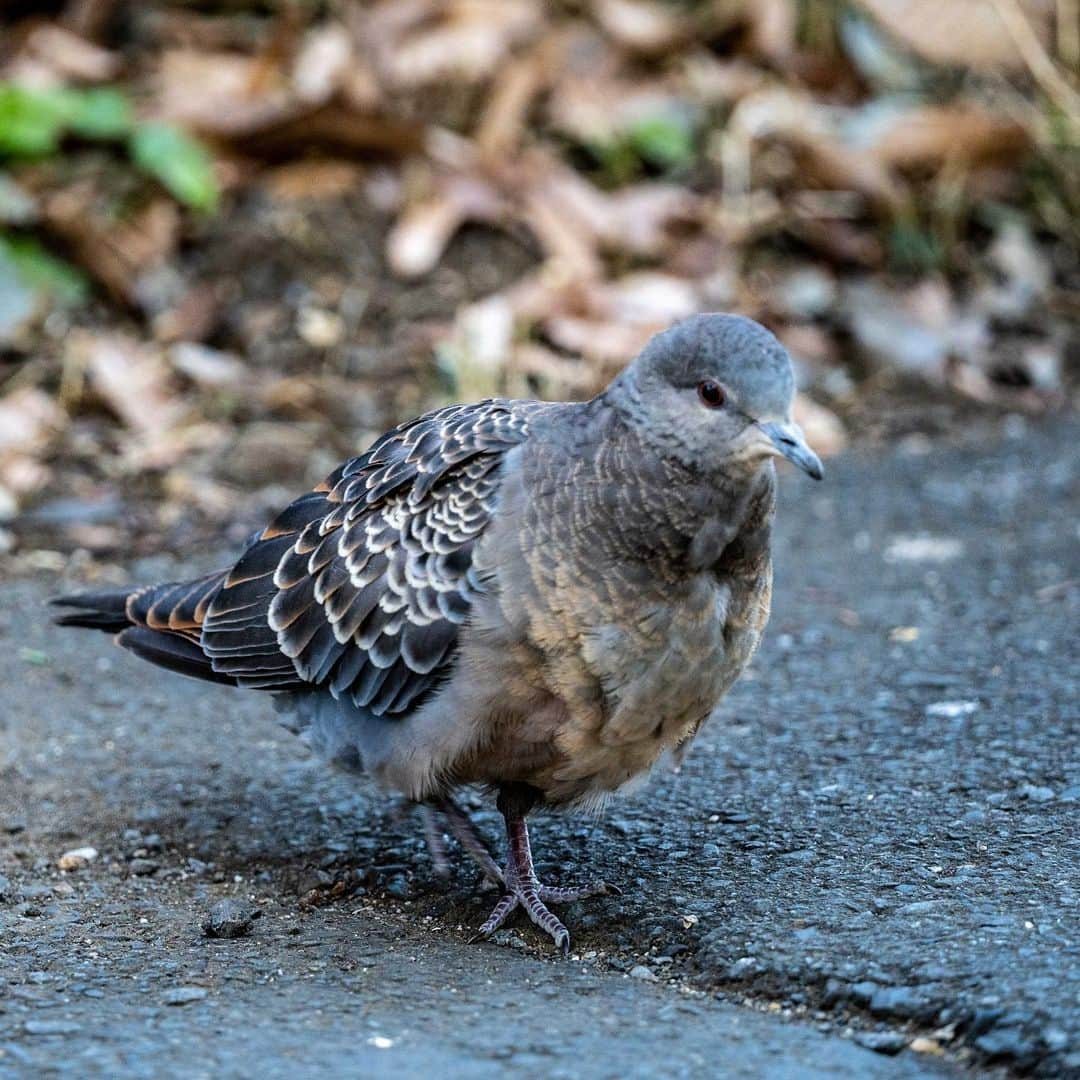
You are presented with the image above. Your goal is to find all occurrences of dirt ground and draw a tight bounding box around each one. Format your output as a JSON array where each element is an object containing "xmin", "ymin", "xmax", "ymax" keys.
[{"xmin": 1, "ymin": 414, "xmax": 1077, "ymax": 1078}]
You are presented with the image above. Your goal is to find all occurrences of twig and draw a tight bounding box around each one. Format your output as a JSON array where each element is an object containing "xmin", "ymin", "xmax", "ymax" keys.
[
  {"xmin": 990, "ymin": 0, "xmax": 1080, "ymax": 125},
  {"xmin": 1056, "ymin": 0, "xmax": 1079, "ymax": 72}
]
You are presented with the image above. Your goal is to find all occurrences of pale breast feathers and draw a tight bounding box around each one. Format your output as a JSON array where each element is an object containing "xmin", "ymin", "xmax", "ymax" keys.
[{"xmin": 197, "ymin": 400, "xmax": 537, "ymax": 713}]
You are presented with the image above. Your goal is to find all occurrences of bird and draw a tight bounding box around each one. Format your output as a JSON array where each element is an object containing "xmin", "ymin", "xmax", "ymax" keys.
[{"xmin": 53, "ymin": 313, "xmax": 822, "ymax": 952}]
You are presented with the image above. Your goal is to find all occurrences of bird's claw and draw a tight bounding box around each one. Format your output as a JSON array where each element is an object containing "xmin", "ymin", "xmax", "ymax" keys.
[{"xmin": 473, "ymin": 878, "xmax": 614, "ymax": 952}]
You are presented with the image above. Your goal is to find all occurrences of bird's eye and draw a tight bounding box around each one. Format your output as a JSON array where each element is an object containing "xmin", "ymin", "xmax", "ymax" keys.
[{"xmin": 697, "ymin": 380, "xmax": 726, "ymax": 408}]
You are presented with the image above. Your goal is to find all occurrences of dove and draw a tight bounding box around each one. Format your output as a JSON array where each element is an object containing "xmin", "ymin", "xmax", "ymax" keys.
[{"xmin": 54, "ymin": 313, "xmax": 822, "ymax": 951}]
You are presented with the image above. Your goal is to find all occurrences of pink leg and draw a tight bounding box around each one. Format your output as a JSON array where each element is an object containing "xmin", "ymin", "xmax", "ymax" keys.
[{"xmin": 473, "ymin": 794, "xmax": 616, "ymax": 953}]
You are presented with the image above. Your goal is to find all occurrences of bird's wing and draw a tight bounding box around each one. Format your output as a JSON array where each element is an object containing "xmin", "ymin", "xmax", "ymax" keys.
[{"xmin": 200, "ymin": 398, "xmax": 538, "ymax": 713}]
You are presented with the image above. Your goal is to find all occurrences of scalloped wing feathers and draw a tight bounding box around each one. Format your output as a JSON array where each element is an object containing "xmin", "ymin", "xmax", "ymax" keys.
[{"xmin": 195, "ymin": 399, "xmax": 538, "ymax": 712}]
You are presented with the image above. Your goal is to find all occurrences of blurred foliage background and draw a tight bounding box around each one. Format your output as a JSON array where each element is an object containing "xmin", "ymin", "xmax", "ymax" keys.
[{"xmin": 0, "ymin": 0, "xmax": 1077, "ymax": 569}]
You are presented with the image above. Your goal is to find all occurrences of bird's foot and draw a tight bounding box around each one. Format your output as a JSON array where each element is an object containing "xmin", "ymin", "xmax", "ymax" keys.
[
  {"xmin": 471, "ymin": 812, "xmax": 615, "ymax": 953},
  {"xmin": 473, "ymin": 878, "xmax": 616, "ymax": 952}
]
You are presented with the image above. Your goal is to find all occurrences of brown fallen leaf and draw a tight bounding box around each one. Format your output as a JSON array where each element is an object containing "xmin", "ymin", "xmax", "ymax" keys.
[
  {"xmin": 291, "ymin": 23, "xmax": 354, "ymax": 106},
  {"xmin": 44, "ymin": 186, "xmax": 181, "ymax": 304},
  {"xmin": 156, "ymin": 49, "xmax": 295, "ymax": 136},
  {"xmin": 853, "ymin": 0, "xmax": 1054, "ymax": 73},
  {"xmin": 0, "ymin": 387, "xmax": 66, "ymax": 506},
  {"xmin": 387, "ymin": 173, "xmax": 506, "ymax": 278},
  {"xmin": 69, "ymin": 331, "xmax": 185, "ymax": 437},
  {"xmin": 590, "ymin": 0, "xmax": 689, "ymax": 55},
  {"xmin": 19, "ymin": 24, "xmax": 120, "ymax": 82},
  {"xmin": 0, "ymin": 387, "xmax": 66, "ymax": 459},
  {"xmin": 259, "ymin": 160, "xmax": 365, "ymax": 202},
  {"xmin": 870, "ymin": 104, "xmax": 1032, "ymax": 171},
  {"xmin": 365, "ymin": 0, "xmax": 542, "ymax": 89}
]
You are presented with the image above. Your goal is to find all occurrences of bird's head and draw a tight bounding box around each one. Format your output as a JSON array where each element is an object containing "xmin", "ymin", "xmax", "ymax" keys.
[{"xmin": 607, "ymin": 313, "xmax": 823, "ymax": 481}]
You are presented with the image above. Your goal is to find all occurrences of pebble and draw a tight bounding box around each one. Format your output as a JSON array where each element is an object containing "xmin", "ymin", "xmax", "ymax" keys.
[
  {"xmin": 57, "ymin": 847, "xmax": 98, "ymax": 871},
  {"xmin": 925, "ymin": 700, "xmax": 979, "ymax": 719},
  {"xmin": 163, "ymin": 987, "xmax": 208, "ymax": 1006},
  {"xmin": 854, "ymin": 1031, "xmax": 909, "ymax": 1055},
  {"xmin": 24, "ymin": 1020, "xmax": 81, "ymax": 1036},
  {"xmin": 1017, "ymin": 784, "xmax": 1055, "ymax": 803},
  {"xmin": 202, "ymin": 899, "xmax": 261, "ymax": 939},
  {"xmin": 128, "ymin": 858, "xmax": 159, "ymax": 876},
  {"xmin": 869, "ymin": 985, "xmax": 926, "ymax": 1019}
]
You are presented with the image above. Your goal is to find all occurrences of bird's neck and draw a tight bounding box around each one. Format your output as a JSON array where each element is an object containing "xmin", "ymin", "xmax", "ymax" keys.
[{"xmin": 558, "ymin": 398, "xmax": 775, "ymax": 576}]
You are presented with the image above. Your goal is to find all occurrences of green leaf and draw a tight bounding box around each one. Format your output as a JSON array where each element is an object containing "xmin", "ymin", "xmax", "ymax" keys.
[
  {"xmin": 0, "ymin": 83, "xmax": 134, "ymax": 157},
  {"xmin": 0, "ymin": 233, "xmax": 88, "ymax": 305},
  {"xmin": 0, "ymin": 84, "xmax": 71, "ymax": 157},
  {"xmin": 129, "ymin": 123, "xmax": 218, "ymax": 211},
  {"xmin": 887, "ymin": 220, "xmax": 943, "ymax": 273},
  {"xmin": 628, "ymin": 114, "xmax": 695, "ymax": 170},
  {"xmin": 66, "ymin": 86, "xmax": 133, "ymax": 139}
]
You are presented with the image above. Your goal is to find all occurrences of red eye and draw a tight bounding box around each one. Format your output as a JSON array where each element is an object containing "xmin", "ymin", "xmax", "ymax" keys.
[{"xmin": 697, "ymin": 380, "xmax": 726, "ymax": 408}]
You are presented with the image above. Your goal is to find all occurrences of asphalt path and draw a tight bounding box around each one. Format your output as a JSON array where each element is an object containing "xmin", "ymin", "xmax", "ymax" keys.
[{"xmin": 1, "ymin": 418, "xmax": 1077, "ymax": 1078}]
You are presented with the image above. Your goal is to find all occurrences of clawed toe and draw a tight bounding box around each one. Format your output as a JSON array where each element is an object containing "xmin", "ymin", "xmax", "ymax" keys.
[
  {"xmin": 425, "ymin": 792, "xmax": 616, "ymax": 953},
  {"xmin": 474, "ymin": 885, "xmax": 571, "ymax": 953}
]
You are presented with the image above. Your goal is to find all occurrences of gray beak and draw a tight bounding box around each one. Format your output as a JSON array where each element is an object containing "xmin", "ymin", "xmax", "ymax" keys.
[{"xmin": 758, "ymin": 420, "xmax": 824, "ymax": 480}]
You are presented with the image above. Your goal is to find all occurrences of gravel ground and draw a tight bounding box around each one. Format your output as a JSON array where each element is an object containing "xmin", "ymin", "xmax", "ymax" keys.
[{"xmin": 1, "ymin": 418, "xmax": 1077, "ymax": 1078}]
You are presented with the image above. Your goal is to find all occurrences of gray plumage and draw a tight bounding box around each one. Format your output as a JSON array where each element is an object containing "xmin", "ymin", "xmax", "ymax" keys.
[{"xmin": 53, "ymin": 313, "xmax": 822, "ymax": 950}]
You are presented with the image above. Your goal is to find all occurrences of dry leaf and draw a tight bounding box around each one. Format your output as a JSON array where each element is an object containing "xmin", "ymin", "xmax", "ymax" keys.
[
  {"xmin": 590, "ymin": 0, "xmax": 688, "ymax": 55},
  {"xmin": 373, "ymin": 0, "xmax": 542, "ymax": 89},
  {"xmin": 853, "ymin": 0, "xmax": 1054, "ymax": 72},
  {"xmin": 870, "ymin": 104, "xmax": 1031, "ymax": 171},
  {"xmin": 71, "ymin": 331, "xmax": 185, "ymax": 437},
  {"xmin": 0, "ymin": 388, "xmax": 65, "ymax": 458},
  {"xmin": 44, "ymin": 188, "xmax": 181, "ymax": 303},
  {"xmin": 21, "ymin": 24, "xmax": 120, "ymax": 82},
  {"xmin": 157, "ymin": 49, "xmax": 294, "ymax": 135},
  {"xmin": 387, "ymin": 174, "xmax": 506, "ymax": 278},
  {"xmin": 292, "ymin": 24, "xmax": 353, "ymax": 105}
]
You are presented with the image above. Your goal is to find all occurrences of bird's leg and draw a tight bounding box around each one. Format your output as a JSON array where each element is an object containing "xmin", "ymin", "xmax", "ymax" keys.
[
  {"xmin": 437, "ymin": 795, "xmax": 505, "ymax": 886},
  {"xmin": 472, "ymin": 784, "xmax": 616, "ymax": 953},
  {"xmin": 419, "ymin": 796, "xmax": 505, "ymax": 885},
  {"xmin": 419, "ymin": 804, "xmax": 451, "ymax": 878}
]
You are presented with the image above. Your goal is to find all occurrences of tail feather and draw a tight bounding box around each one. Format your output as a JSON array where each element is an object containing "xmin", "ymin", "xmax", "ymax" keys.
[
  {"xmin": 117, "ymin": 627, "xmax": 238, "ymax": 687},
  {"xmin": 50, "ymin": 588, "xmax": 133, "ymax": 632},
  {"xmin": 51, "ymin": 573, "xmax": 242, "ymax": 688}
]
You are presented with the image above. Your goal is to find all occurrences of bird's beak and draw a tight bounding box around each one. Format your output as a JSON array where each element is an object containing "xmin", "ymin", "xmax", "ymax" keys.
[{"xmin": 757, "ymin": 420, "xmax": 824, "ymax": 480}]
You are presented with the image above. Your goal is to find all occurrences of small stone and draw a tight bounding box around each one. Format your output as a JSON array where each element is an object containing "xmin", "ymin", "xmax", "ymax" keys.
[
  {"xmin": 629, "ymin": 964, "xmax": 659, "ymax": 982},
  {"xmin": 869, "ymin": 985, "xmax": 925, "ymax": 1019},
  {"xmin": 383, "ymin": 876, "xmax": 411, "ymax": 900},
  {"xmin": 163, "ymin": 986, "xmax": 207, "ymax": 1006},
  {"xmin": 57, "ymin": 847, "xmax": 97, "ymax": 871},
  {"xmin": 854, "ymin": 1031, "xmax": 908, "ymax": 1055},
  {"xmin": 1017, "ymin": 784, "xmax": 1055, "ymax": 803},
  {"xmin": 202, "ymin": 898, "xmax": 260, "ymax": 939},
  {"xmin": 297, "ymin": 307, "xmax": 345, "ymax": 348},
  {"xmin": 128, "ymin": 858, "xmax": 159, "ymax": 876},
  {"xmin": 972, "ymin": 1026, "xmax": 1038, "ymax": 1061},
  {"xmin": 925, "ymin": 700, "xmax": 979, "ymax": 719},
  {"xmin": 849, "ymin": 981, "xmax": 879, "ymax": 1006},
  {"xmin": 24, "ymin": 1020, "xmax": 81, "ymax": 1036},
  {"xmin": 909, "ymin": 1036, "xmax": 943, "ymax": 1055},
  {"xmin": 3, "ymin": 816, "xmax": 27, "ymax": 834}
]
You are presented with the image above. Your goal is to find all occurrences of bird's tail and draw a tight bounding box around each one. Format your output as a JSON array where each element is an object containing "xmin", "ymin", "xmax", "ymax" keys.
[
  {"xmin": 50, "ymin": 587, "xmax": 134, "ymax": 631},
  {"xmin": 50, "ymin": 571, "xmax": 240, "ymax": 687}
]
